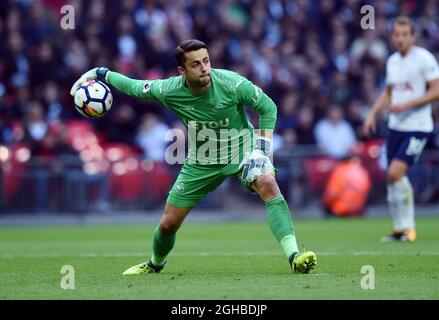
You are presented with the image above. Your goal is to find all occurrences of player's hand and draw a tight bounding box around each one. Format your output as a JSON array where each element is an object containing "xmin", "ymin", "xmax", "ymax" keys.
[
  {"xmin": 70, "ymin": 67, "xmax": 110, "ymax": 96},
  {"xmin": 240, "ymin": 149, "xmax": 272, "ymax": 183},
  {"xmin": 363, "ymin": 114, "xmax": 376, "ymax": 137},
  {"xmin": 389, "ymin": 103, "xmax": 410, "ymax": 114}
]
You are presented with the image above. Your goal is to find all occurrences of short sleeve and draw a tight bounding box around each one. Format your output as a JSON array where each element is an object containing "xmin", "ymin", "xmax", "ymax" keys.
[
  {"xmin": 385, "ymin": 59, "xmax": 392, "ymax": 85},
  {"xmin": 422, "ymin": 51, "xmax": 439, "ymax": 82}
]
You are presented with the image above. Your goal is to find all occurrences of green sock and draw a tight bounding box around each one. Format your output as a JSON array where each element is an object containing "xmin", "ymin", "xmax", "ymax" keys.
[
  {"xmin": 265, "ymin": 195, "xmax": 298, "ymax": 259},
  {"xmin": 151, "ymin": 225, "xmax": 176, "ymax": 266}
]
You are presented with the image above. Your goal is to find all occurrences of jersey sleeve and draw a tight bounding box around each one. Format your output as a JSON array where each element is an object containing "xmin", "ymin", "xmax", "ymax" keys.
[
  {"xmin": 236, "ymin": 77, "xmax": 277, "ymax": 130},
  {"xmin": 385, "ymin": 59, "xmax": 392, "ymax": 85},
  {"xmin": 422, "ymin": 51, "xmax": 439, "ymax": 82},
  {"xmin": 107, "ymin": 71, "xmax": 166, "ymax": 104}
]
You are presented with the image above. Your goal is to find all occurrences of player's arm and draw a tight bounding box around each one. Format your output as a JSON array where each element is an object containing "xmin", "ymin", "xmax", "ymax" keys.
[
  {"xmin": 363, "ymin": 86, "xmax": 391, "ymax": 137},
  {"xmin": 236, "ymin": 78, "xmax": 277, "ymax": 182},
  {"xmin": 236, "ymin": 78, "xmax": 277, "ymax": 155},
  {"xmin": 389, "ymin": 79, "xmax": 439, "ymax": 113},
  {"xmin": 70, "ymin": 67, "xmax": 162, "ymax": 102},
  {"xmin": 390, "ymin": 52, "xmax": 439, "ymax": 113}
]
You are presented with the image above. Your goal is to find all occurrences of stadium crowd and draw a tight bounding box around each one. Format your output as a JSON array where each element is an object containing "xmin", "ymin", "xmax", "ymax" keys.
[{"xmin": 1, "ymin": 0, "xmax": 439, "ymax": 210}]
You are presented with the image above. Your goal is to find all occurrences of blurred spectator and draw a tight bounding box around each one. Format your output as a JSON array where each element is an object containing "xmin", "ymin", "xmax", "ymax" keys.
[
  {"xmin": 21, "ymin": 101, "xmax": 50, "ymax": 157},
  {"xmin": 18, "ymin": 102, "xmax": 52, "ymax": 212},
  {"xmin": 43, "ymin": 81, "xmax": 72, "ymax": 123},
  {"xmin": 0, "ymin": 84, "xmax": 13, "ymax": 144},
  {"xmin": 1, "ymin": 0, "xmax": 439, "ymax": 210},
  {"xmin": 9, "ymin": 74, "xmax": 31, "ymax": 120},
  {"xmin": 328, "ymin": 71, "xmax": 351, "ymax": 106},
  {"xmin": 346, "ymin": 100, "xmax": 368, "ymax": 141},
  {"xmin": 279, "ymin": 128, "xmax": 297, "ymax": 151},
  {"xmin": 350, "ymin": 29, "xmax": 388, "ymax": 63},
  {"xmin": 314, "ymin": 105, "xmax": 357, "ymax": 159},
  {"xmin": 136, "ymin": 113, "xmax": 170, "ymax": 161},
  {"xmin": 103, "ymin": 103, "xmax": 138, "ymax": 144},
  {"xmin": 295, "ymin": 107, "xmax": 316, "ymax": 145},
  {"xmin": 0, "ymin": 115, "xmax": 13, "ymax": 145},
  {"xmin": 277, "ymin": 93, "xmax": 298, "ymax": 131}
]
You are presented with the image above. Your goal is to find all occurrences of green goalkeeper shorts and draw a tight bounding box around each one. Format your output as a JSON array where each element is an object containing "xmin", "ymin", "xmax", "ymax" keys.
[{"xmin": 166, "ymin": 161, "xmax": 276, "ymax": 208}]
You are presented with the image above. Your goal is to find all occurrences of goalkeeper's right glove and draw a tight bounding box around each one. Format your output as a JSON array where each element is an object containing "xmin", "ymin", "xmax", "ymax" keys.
[
  {"xmin": 70, "ymin": 67, "xmax": 110, "ymax": 96},
  {"xmin": 239, "ymin": 149, "xmax": 272, "ymax": 183}
]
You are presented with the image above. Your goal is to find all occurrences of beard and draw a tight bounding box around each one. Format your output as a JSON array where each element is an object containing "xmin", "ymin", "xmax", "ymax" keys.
[
  {"xmin": 185, "ymin": 73, "xmax": 211, "ymax": 91},
  {"xmin": 198, "ymin": 74, "xmax": 211, "ymax": 86}
]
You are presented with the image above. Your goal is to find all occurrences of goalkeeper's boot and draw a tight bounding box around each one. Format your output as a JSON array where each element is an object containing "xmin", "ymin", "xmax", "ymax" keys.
[
  {"xmin": 289, "ymin": 251, "xmax": 317, "ymax": 274},
  {"xmin": 381, "ymin": 230, "xmax": 415, "ymax": 242},
  {"xmin": 122, "ymin": 260, "xmax": 165, "ymax": 275}
]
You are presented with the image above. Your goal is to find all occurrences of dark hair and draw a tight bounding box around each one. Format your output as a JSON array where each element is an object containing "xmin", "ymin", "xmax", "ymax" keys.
[
  {"xmin": 175, "ymin": 39, "xmax": 208, "ymax": 67},
  {"xmin": 392, "ymin": 16, "xmax": 415, "ymax": 35}
]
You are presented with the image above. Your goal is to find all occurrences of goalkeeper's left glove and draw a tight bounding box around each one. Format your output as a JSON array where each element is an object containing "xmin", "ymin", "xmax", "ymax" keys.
[
  {"xmin": 240, "ymin": 137, "xmax": 272, "ymax": 183},
  {"xmin": 70, "ymin": 67, "xmax": 110, "ymax": 96}
]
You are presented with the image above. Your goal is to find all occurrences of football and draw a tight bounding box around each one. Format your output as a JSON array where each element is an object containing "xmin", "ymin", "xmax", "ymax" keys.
[{"xmin": 74, "ymin": 80, "xmax": 113, "ymax": 118}]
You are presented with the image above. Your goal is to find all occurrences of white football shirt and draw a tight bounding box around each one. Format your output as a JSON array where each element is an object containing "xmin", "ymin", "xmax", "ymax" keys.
[{"xmin": 385, "ymin": 46, "xmax": 439, "ymax": 132}]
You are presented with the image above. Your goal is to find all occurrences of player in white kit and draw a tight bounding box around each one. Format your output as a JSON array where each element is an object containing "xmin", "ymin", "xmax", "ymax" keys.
[{"xmin": 364, "ymin": 16, "xmax": 439, "ymax": 242}]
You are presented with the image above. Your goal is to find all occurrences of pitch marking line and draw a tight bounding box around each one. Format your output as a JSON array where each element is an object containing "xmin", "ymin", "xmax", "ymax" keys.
[{"xmin": 0, "ymin": 251, "xmax": 438, "ymax": 258}]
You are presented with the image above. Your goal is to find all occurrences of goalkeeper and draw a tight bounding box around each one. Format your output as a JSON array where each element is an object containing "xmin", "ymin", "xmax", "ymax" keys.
[{"xmin": 70, "ymin": 39, "xmax": 316, "ymax": 274}]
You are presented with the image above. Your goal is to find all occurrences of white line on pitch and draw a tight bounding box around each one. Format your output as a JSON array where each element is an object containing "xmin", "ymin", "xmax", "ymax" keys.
[{"xmin": 0, "ymin": 251, "xmax": 438, "ymax": 258}]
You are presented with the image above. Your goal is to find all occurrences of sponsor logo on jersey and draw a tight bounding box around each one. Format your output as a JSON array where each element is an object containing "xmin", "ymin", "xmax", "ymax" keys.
[
  {"xmin": 188, "ymin": 118, "xmax": 230, "ymax": 129},
  {"xmin": 393, "ymin": 82, "xmax": 413, "ymax": 92}
]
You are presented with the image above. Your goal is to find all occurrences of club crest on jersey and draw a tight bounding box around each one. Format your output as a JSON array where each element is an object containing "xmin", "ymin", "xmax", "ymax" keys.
[{"xmin": 214, "ymin": 102, "xmax": 224, "ymax": 112}]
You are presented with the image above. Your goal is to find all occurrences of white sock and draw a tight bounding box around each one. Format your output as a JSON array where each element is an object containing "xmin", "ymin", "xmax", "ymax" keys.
[
  {"xmin": 388, "ymin": 177, "xmax": 415, "ymax": 231},
  {"xmin": 387, "ymin": 183, "xmax": 403, "ymax": 231},
  {"xmin": 399, "ymin": 176, "xmax": 415, "ymax": 230}
]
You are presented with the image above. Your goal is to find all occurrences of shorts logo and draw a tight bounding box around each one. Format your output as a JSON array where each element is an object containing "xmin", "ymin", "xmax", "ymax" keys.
[
  {"xmin": 405, "ymin": 137, "xmax": 427, "ymax": 157},
  {"xmin": 175, "ymin": 183, "xmax": 185, "ymax": 191}
]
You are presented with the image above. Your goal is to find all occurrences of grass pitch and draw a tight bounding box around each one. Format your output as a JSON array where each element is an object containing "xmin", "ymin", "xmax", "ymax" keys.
[{"xmin": 0, "ymin": 216, "xmax": 438, "ymax": 300}]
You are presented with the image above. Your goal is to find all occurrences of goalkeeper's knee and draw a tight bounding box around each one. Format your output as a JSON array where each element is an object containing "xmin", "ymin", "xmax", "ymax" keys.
[{"xmin": 253, "ymin": 174, "xmax": 279, "ymax": 198}]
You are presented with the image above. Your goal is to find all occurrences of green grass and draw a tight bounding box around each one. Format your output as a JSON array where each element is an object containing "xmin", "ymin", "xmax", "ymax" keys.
[{"xmin": 0, "ymin": 217, "xmax": 438, "ymax": 300}]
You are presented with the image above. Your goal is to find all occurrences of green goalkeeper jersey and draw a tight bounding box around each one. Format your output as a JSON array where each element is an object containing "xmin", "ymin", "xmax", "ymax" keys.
[{"xmin": 107, "ymin": 68, "xmax": 277, "ymax": 165}]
